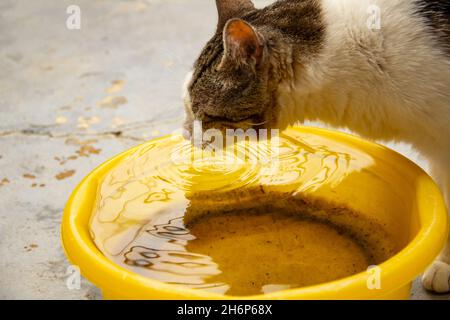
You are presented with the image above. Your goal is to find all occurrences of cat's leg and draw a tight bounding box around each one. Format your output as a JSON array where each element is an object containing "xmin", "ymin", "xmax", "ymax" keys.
[
  {"xmin": 422, "ymin": 164, "xmax": 450, "ymax": 293},
  {"xmin": 422, "ymin": 242, "xmax": 450, "ymax": 293}
]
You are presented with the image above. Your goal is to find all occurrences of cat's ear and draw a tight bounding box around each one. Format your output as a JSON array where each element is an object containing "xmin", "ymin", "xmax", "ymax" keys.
[
  {"xmin": 222, "ymin": 18, "xmax": 264, "ymax": 68},
  {"xmin": 216, "ymin": 0, "xmax": 254, "ymax": 30}
]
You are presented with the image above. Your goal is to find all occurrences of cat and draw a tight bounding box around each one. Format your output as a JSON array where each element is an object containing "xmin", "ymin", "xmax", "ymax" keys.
[{"xmin": 182, "ymin": 0, "xmax": 450, "ymax": 293}]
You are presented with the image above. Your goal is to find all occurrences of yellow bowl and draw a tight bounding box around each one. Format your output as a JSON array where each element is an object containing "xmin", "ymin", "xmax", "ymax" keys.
[{"xmin": 61, "ymin": 126, "xmax": 448, "ymax": 300}]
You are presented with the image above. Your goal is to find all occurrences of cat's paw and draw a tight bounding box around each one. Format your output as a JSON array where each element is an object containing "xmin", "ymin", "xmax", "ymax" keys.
[{"xmin": 422, "ymin": 260, "xmax": 450, "ymax": 293}]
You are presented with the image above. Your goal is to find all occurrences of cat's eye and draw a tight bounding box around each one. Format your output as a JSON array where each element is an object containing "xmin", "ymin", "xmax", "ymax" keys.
[{"xmin": 241, "ymin": 85, "xmax": 252, "ymax": 95}]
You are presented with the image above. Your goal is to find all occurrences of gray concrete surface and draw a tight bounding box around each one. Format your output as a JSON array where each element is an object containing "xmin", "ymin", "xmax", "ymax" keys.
[{"xmin": 0, "ymin": 0, "xmax": 448, "ymax": 300}]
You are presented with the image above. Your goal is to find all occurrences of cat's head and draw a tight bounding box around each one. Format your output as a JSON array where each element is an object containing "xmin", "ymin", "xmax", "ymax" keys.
[{"xmin": 183, "ymin": 0, "xmax": 279, "ymax": 138}]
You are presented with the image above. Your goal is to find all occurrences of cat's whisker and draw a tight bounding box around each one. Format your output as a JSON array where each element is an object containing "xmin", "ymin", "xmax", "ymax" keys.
[{"xmin": 241, "ymin": 119, "xmax": 270, "ymax": 126}]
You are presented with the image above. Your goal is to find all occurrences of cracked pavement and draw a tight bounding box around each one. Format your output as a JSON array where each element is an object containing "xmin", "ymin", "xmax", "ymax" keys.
[
  {"xmin": 0, "ymin": 0, "xmax": 203, "ymax": 300},
  {"xmin": 0, "ymin": 0, "xmax": 447, "ymax": 300}
]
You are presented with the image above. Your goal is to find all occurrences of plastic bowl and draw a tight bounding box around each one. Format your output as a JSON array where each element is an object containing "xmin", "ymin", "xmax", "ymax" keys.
[{"xmin": 61, "ymin": 126, "xmax": 448, "ymax": 300}]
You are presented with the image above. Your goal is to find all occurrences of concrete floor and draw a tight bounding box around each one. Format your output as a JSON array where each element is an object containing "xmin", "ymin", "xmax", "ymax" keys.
[{"xmin": 0, "ymin": 0, "xmax": 448, "ymax": 300}]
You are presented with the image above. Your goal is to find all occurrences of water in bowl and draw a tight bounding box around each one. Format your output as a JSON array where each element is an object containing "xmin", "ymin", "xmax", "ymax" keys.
[{"xmin": 90, "ymin": 131, "xmax": 398, "ymax": 296}]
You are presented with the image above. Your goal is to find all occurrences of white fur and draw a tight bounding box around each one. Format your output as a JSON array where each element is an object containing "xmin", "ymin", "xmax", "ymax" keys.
[
  {"xmin": 277, "ymin": 0, "xmax": 450, "ymax": 292},
  {"xmin": 278, "ymin": 0, "xmax": 450, "ymax": 203},
  {"xmin": 279, "ymin": 0, "xmax": 450, "ymax": 155},
  {"xmin": 182, "ymin": 70, "xmax": 194, "ymax": 138}
]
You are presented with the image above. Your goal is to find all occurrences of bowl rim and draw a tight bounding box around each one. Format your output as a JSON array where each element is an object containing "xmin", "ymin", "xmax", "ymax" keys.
[{"xmin": 61, "ymin": 126, "xmax": 448, "ymax": 299}]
